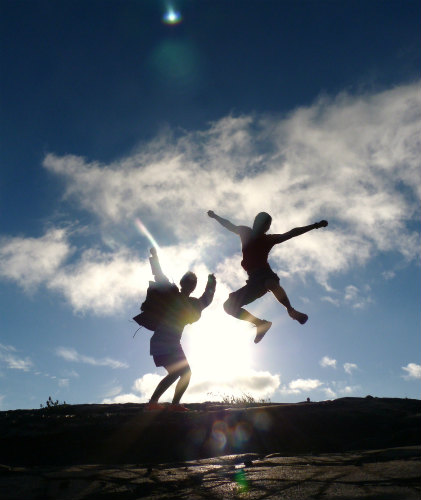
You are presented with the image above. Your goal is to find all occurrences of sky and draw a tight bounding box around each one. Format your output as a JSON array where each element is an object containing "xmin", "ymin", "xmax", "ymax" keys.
[{"xmin": 0, "ymin": 0, "xmax": 420, "ymax": 411}]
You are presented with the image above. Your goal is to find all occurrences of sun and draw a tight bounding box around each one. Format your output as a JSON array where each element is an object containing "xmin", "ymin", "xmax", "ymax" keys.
[{"xmin": 185, "ymin": 307, "xmax": 254, "ymax": 382}]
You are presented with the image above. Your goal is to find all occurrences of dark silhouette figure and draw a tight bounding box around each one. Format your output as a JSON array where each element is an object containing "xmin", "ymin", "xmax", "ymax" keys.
[
  {"xmin": 146, "ymin": 248, "xmax": 216, "ymax": 411},
  {"xmin": 208, "ymin": 211, "xmax": 328, "ymax": 343}
]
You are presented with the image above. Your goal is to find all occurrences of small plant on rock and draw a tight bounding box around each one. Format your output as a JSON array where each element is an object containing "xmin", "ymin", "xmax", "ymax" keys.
[{"xmin": 40, "ymin": 396, "xmax": 67, "ymax": 409}]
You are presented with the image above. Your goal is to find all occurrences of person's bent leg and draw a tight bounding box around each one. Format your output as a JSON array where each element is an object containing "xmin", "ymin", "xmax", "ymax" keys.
[
  {"xmin": 223, "ymin": 286, "xmax": 263, "ymax": 325},
  {"xmin": 149, "ymin": 371, "xmax": 178, "ymax": 403},
  {"xmin": 266, "ymin": 280, "xmax": 308, "ymax": 325},
  {"xmin": 224, "ymin": 286, "xmax": 272, "ymax": 343}
]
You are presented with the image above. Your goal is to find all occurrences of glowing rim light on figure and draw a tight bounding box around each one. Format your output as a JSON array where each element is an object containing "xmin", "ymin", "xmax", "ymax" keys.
[{"xmin": 162, "ymin": 6, "xmax": 182, "ymax": 25}]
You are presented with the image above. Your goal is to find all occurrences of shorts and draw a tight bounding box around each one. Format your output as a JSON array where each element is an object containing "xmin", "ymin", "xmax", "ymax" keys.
[
  {"xmin": 228, "ymin": 266, "xmax": 280, "ymax": 309},
  {"xmin": 152, "ymin": 345, "xmax": 188, "ymax": 369}
]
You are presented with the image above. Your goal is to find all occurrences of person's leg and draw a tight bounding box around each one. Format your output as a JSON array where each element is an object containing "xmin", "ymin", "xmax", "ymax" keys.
[
  {"xmin": 224, "ymin": 284, "xmax": 272, "ymax": 343},
  {"xmin": 223, "ymin": 285, "xmax": 265, "ymax": 326},
  {"xmin": 149, "ymin": 370, "xmax": 178, "ymax": 403},
  {"xmin": 266, "ymin": 279, "xmax": 308, "ymax": 324},
  {"xmin": 148, "ymin": 357, "xmax": 191, "ymax": 408},
  {"xmin": 172, "ymin": 362, "xmax": 191, "ymax": 404}
]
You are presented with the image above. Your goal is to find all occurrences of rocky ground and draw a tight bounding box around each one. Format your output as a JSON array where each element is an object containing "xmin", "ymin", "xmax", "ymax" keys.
[{"xmin": 1, "ymin": 397, "xmax": 420, "ymax": 499}]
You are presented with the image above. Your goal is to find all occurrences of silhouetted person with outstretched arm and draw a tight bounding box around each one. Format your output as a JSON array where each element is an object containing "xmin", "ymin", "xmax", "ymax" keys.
[
  {"xmin": 146, "ymin": 247, "xmax": 216, "ymax": 411},
  {"xmin": 207, "ymin": 211, "xmax": 328, "ymax": 343}
]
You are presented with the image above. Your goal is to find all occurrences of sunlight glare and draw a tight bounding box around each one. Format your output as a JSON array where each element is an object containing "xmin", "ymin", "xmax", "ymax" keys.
[
  {"xmin": 163, "ymin": 6, "xmax": 182, "ymax": 25},
  {"xmin": 186, "ymin": 308, "xmax": 254, "ymax": 385}
]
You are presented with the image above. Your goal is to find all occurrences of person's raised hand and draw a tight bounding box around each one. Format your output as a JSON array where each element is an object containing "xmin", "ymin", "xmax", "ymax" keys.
[
  {"xmin": 316, "ymin": 220, "xmax": 328, "ymax": 228},
  {"xmin": 207, "ymin": 210, "xmax": 215, "ymax": 218}
]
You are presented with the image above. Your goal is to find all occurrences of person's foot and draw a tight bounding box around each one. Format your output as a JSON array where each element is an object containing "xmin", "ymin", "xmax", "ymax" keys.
[
  {"xmin": 288, "ymin": 308, "xmax": 308, "ymax": 325},
  {"xmin": 169, "ymin": 403, "xmax": 189, "ymax": 412},
  {"xmin": 145, "ymin": 401, "xmax": 165, "ymax": 411},
  {"xmin": 254, "ymin": 320, "xmax": 272, "ymax": 344}
]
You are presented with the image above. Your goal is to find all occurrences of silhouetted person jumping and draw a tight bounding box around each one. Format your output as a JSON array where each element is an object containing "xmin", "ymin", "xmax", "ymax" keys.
[
  {"xmin": 208, "ymin": 211, "xmax": 328, "ymax": 343},
  {"xmin": 146, "ymin": 248, "xmax": 216, "ymax": 411}
]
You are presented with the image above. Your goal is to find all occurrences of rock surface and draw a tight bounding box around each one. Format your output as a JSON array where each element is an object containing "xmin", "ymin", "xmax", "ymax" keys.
[
  {"xmin": 1, "ymin": 397, "xmax": 420, "ymax": 499},
  {"xmin": 1, "ymin": 446, "xmax": 420, "ymax": 499}
]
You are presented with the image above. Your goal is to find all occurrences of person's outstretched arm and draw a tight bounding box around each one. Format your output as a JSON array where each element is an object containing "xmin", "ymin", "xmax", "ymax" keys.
[
  {"xmin": 274, "ymin": 220, "xmax": 328, "ymax": 244},
  {"xmin": 149, "ymin": 247, "xmax": 170, "ymax": 284},
  {"xmin": 207, "ymin": 210, "xmax": 241, "ymax": 234},
  {"xmin": 198, "ymin": 274, "xmax": 216, "ymax": 310}
]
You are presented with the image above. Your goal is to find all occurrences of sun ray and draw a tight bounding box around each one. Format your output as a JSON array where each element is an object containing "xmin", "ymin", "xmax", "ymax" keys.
[{"xmin": 134, "ymin": 218, "xmax": 161, "ymax": 252}]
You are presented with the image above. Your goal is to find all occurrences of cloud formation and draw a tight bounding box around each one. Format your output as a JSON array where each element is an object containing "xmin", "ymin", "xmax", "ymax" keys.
[
  {"xmin": 103, "ymin": 369, "xmax": 281, "ymax": 404},
  {"xmin": 0, "ymin": 82, "xmax": 419, "ymax": 315},
  {"xmin": 402, "ymin": 363, "xmax": 421, "ymax": 380},
  {"xmin": 320, "ymin": 356, "xmax": 337, "ymax": 369},
  {"xmin": 0, "ymin": 344, "xmax": 33, "ymax": 372},
  {"xmin": 55, "ymin": 347, "xmax": 129, "ymax": 369},
  {"xmin": 280, "ymin": 378, "xmax": 324, "ymax": 395},
  {"xmin": 0, "ymin": 229, "xmax": 71, "ymax": 291},
  {"xmin": 344, "ymin": 362, "xmax": 358, "ymax": 375}
]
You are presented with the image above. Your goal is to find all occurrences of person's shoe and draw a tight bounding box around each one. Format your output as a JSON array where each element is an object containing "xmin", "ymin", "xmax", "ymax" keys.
[
  {"xmin": 169, "ymin": 403, "xmax": 189, "ymax": 412},
  {"xmin": 289, "ymin": 308, "xmax": 308, "ymax": 325},
  {"xmin": 145, "ymin": 402, "xmax": 165, "ymax": 411},
  {"xmin": 254, "ymin": 320, "xmax": 272, "ymax": 344}
]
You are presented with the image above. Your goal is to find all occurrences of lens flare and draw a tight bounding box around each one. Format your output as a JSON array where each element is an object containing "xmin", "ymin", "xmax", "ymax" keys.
[
  {"xmin": 134, "ymin": 218, "xmax": 161, "ymax": 251},
  {"xmin": 234, "ymin": 469, "xmax": 249, "ymax": 493},
  {"xmin": 163, "ymin": 7, "xmax": 182, "ymax": 25}
]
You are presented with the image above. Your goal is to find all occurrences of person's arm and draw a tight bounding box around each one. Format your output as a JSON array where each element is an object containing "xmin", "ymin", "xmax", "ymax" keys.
[
  {"xmin": 207, "ymin": 210, "xmax": 241, "ymax": 234},
  {"xmin": 184, "ymin": 274, "xmax": 216, "ymax": 325},
  {"xmin": 197, "ymin": 274, "xmax": 216, "ymax": 310},
  {"xmin": 149, "ymin": 247, "xmax": 170, "ymax": 284},
  {"xmin": 273, "ymin": 220, "xmax": 328, "ymax": 244}
]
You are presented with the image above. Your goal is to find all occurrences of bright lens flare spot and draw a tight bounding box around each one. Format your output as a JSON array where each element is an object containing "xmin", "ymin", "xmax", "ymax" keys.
[
  {"xmin": 163, "ymin": 7, "xmax": 182, "ymax": 25},
  {"xmin": 234, "ymin": 469, "xmax": 249, "ymax": 493},
  {"xmin": 134, "ymin": 218, "xmax": 161, "ymax": 252}
]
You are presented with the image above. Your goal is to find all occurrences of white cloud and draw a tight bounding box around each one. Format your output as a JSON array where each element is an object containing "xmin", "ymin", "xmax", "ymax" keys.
[
  {"xmin": 55, "ymin": 347, "xmax": 128, "ymax": 369},
  {"xmin": 281, "ymin": 378, "xmax": 324, "ymax": 394},
  {"xmin": 0, "ymin": 343, "xmax": 16, "ymax": 352},
  {"xmin": 339, "ymin": 385, "xmax": 360, "ymax": 395},
  {"xmin": 320, "ymin": 356, "xmax": 337, "ymax": 369},
  {"xmin": 344, "ymin": 362, "xmax": 358, "ymax": 375},
  {"xmin": 0, "ymin": 229, "xmax": 214, "ymax": 315},
  {"xmin": 48, "ymin": 248, "xmax": 150, "ymax": 315},
  {"xmin": 322, "ymin": 284, "xmax": 373, "ymax": 309},
  {"xmin": 0, "ymin": 344, "xmax": 33, "ymax": 371},
  {"xmin": 102, "ymin": 393, "xmax": 144, "ymax": 404},
  {"xmin": 402, "ymin": 363, "xmax": 421, "ymax": 380},
  {"xmin": 132, "ymin": 373, "xmax": 164, "ymax": 398},
  {"xmin": 382, "ymin": 270, "xmax": 396, "ymax": 280},
  {"xmin": 0, "ymin": 229, "xmax": 71, "ymax": 291},
  {"xmin": 186, "ymin": 370, "xmax": 281, "ymax": 403},
  {"xmin": 104, "ymin": 368, "xmax": 281, "ymax": 404},
  {"xmin": 344, "ymin": 285, "xmax": 373, "ymax": 309},
  {"xmin": 321, "ymin": 296, "xmax": 340, "ymax": 307},
  {"xmin": 1, "ymin": 82, "xmax": 420, "ymax": 315},
  {"xmin": 324, "ymin": 387, "xmax": 337, "ymax": 399},
  {"xmin": 0, "ymin": 353, "xmax": 33, "ymax": 371}
]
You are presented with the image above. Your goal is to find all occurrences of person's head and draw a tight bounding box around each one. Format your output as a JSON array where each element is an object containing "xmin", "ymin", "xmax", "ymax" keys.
[
  {"xmin": 180, "ymin": 271, "xmax": 197, "ymax": 295},
  {"xmin": 252, "ymin": 212, "xmax": 272, "ymax": 234}
]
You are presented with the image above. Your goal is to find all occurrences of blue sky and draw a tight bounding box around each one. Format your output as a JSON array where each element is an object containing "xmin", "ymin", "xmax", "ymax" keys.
[{"xmin": 0, "ymin": 0, "xmax": 420, "ymax": 410}]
